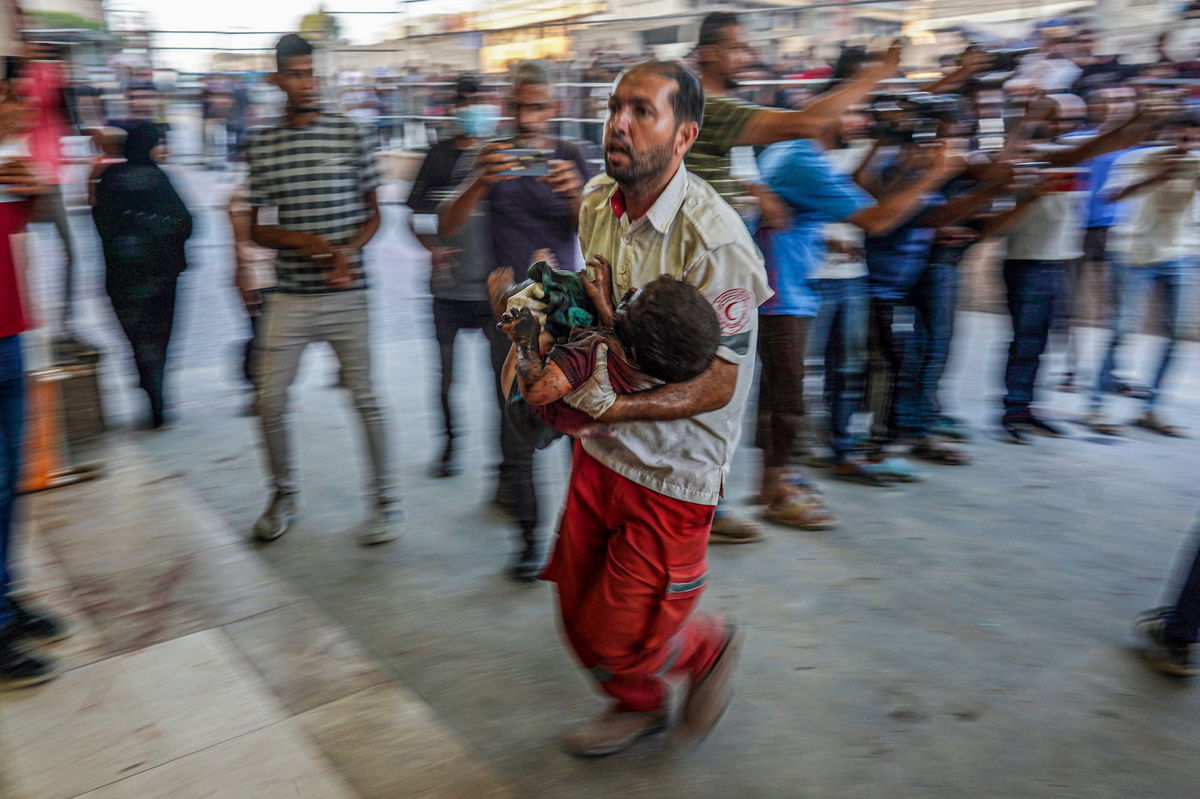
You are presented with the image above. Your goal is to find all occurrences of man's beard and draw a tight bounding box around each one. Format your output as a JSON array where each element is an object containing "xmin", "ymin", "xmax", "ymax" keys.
[{"xmin": 604, "ymin": 138, "xmax": 674, "ymax": 188}]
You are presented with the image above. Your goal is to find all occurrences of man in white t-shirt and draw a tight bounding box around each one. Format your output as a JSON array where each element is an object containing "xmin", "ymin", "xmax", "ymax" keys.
[
  {"xmin": 1086, "ymin": 114, "xmax": 1200, "ymax": 436},
  {"xmin": 998, "ymin": 94, "xmax": 1154, "ymax": 443}
]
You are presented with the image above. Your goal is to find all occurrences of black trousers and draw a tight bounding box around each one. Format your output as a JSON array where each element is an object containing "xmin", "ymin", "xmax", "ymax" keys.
[
  {"xmin": 107, "ymin": 273, "xmax": 178, "ymax": 423},
  {"xmin": 433, "ymin": 297, "xmax": 539, "ymax": 537},
  {"xmin": 1165, "ymin": 519, "xmax": 1200, "ymax": 645}
]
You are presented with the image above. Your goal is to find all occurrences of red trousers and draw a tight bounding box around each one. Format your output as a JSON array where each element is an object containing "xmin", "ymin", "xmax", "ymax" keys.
[{"xmin": 542, "ymin": 442, "xmax": 725, "ymax": 712}]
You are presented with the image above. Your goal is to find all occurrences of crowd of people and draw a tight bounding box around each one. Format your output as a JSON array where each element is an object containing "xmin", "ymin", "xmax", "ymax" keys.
[{"xmin": 0, "ymin": 5, "xmax": 1198, "ymax": 764}]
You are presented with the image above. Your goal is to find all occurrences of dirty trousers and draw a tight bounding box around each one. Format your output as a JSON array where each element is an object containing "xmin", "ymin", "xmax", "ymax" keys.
[{"xmin": 542, "ymin": 442, "xmax": 726, "ymax": 712}]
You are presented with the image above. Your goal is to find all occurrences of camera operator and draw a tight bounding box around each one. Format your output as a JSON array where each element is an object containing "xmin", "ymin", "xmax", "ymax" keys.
[
  {"xmin": 1054, "ymin": 87, "xmax": 1139, "ymax": 392},
  {"xmin": 995, "ymin": 93, "xmax": 1161, "ymax": 443},
  {"xmin": 1084, "ymin": 112, "xmax": 1200, "ymax": 438},
  {"xmin": 857, "ymin": 95, "xmax": 1019, "ymax": 472},
  {"xmin": 439, "ymin": 60, "xmax": 595, "ymax": 581}
]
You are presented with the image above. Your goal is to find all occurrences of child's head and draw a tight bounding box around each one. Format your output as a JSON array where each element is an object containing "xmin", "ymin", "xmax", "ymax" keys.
[{"xmin": 613, "ymin": 276, "xmax": 720, "ymax": 384}]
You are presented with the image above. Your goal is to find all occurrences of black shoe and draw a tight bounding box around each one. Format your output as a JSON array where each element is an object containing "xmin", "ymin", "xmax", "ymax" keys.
[
  {"xmin": 1020, "ymin": 414, "xmax": 1066, "ymax": 438},
  {"xmin": 7, "ymin": 599, "xmax": 69, "ymax": 644},
  {"xmin": 510, "ymin": 542, "xmax": 542, "ymax": 583},
  {"xmin": 998, "ymin": 417, "xmax": 1029, "ymax": 445},
  {"xmin": 1134, "ymin": 608, "xmax": 1196, "ymax": 678},
  {"xmin": 0, "ymin": 632, "xmax": 56, "ymax": 689},
  {"xmin": 429, "ymin": 441, "xmax": 460, "ymax": 479}
]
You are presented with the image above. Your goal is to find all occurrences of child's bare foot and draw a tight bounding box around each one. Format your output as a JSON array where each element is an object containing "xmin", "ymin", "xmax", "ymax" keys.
[{"xmin": 488, "ymin": 267, "xmax": 515, "ymax": 320}]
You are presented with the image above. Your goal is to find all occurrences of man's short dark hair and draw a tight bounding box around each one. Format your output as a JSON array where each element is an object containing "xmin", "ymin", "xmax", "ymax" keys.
[
  {"xmin": 614, "ymin": 276, "xmax": 720, "ymax": 384},
  {"xmin": 275, "ymin": 33, "xmax": 314, "ymax": 70},
  {"xmin": 698, "ymin": 11, "xmax": 739, "ymax": 48},
  {"xmin": 454, "ymin": 73, "xmax": 482, "ymax": 102},
  {"xmin": 622, "ymin": 60, "xmax": 704, "ymax": 127}
]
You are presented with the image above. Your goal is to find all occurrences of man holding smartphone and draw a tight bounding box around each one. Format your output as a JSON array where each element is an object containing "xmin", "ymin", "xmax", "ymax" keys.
[{"xmin": 440, "ymin": 60, "xmax": 594, "ymax": 581}]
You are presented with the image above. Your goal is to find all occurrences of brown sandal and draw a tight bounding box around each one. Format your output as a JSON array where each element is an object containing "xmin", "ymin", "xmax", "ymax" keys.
[
  {"xmin": 1133, "ymin": 413, "xmax": 1188, "ymax": 438},
  {"xmin": 762, "ymin": 492, "xmax": 837, "ymax": 530}
]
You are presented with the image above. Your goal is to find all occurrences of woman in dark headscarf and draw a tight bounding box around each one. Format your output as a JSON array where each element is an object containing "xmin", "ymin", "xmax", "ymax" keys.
[{"xmin": 93, "ymin": 120, "xmax": 192, "ymax": 429}]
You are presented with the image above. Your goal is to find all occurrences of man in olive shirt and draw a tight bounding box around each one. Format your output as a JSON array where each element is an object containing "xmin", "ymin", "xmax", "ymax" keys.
[
  {"xmin": 685, "ymin": 11, "xmax": 899, "ymax": 543},
  {"xmin": 688, "ymin": 11, "xmax": 900, "ymax": 206}
]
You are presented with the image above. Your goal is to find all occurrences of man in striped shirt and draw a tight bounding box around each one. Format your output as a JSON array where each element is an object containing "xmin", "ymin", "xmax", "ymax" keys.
[{"xmin": 246, "ymin": 33, "xmax": 398, "ymax": 547}]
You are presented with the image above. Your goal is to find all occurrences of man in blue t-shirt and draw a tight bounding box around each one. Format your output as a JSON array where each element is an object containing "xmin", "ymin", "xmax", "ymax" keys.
[{"xmin": 753, "ymin": 136, "xmax": 960, "ymax": 527}]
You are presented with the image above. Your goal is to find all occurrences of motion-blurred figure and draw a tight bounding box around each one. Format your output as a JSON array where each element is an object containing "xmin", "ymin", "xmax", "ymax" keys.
[
  {"xmin": 406, "ymin": 75, "xmax": 501, "ymax": 479},
  {"xmin": 229, "ymin": 176, "xmax": 275, "ymax": 414},
  {"xmin": 0, "ymin": 63, "xmax": 70, "ymax": 688},
  {"xmin": 439, "ymin": 60, "xmax": 593, "ymax": 580},
  {"xmin": 1136, "ymin": 520, "xmax": 1200, "ymax": 677},
  {"xmin": 92, "ymin": 121, "xmax": 191, "ymax": 430},
  {"xmin": 245, "ymin": 34, "xmax": 397, "ymax": 547},
  {"xmin": 1085, "ymin": 113, "xmax": 1200, "ymax": 437}
]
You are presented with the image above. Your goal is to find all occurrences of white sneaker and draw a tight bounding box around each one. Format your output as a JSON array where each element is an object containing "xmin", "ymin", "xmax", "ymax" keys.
[
  {"xmin": 360, "ymin": 503, "xmax": 401, "ymax": 547},
  {"xmin": 253, "ymin": 492, "xmax": 298, "ymax": 542}
]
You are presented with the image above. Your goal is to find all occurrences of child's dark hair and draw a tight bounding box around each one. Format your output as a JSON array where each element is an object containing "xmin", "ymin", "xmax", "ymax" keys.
[
  {"xmin": 276, "ymin": 33, "xmax": 314, "ymax": 70},
  {"xmin": 614, "ymin": 276, "xmax": 720, "ymax": 384}
]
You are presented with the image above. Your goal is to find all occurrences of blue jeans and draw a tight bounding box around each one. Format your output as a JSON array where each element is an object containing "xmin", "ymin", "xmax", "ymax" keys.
[
  {"xmin": 895, "ymin": 256, "xmax": 958, "ymax": 436},
  {"xmin": 1003, "ymin": 260, "xmax": 1066, "ymax": 415},
  {"xmin": 1090, "ymin": 259, "xmax": 1196, "ymax": 412},
  {"xmin": 810, "ymin": 277, "xmax": 868, "ymax": 458},
  {"xmin": 0, "ymin": 335, "xmax": 24, "ymax": 627}
]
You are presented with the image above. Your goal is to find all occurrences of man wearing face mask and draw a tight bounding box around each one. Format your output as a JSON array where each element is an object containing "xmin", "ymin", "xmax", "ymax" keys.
[
  {"xmin": 441, "ymin": 60, "xmax": 595, "ymax": 581},
  {"xmin": 406, "ymin": 75, "xmax": 504, "ymax": 479}
]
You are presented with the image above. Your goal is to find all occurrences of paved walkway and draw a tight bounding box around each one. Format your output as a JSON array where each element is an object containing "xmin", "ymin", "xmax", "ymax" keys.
[
  {"xmin": 2, "ymin": 437, "xmax": 511, "ymax": 799},
  {"xmin": 6, "ymin": 166, "xmax": 1200, "ymax": 797}
]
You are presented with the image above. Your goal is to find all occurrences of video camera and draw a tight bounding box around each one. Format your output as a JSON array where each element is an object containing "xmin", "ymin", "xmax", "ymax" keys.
[
  {"xmin": 980, "ymin": 47, "xmax": 1036, "ymax": 74},
  {"xmin": 868, "ymin": 92, "xmax": 967, "ymax": 144}
]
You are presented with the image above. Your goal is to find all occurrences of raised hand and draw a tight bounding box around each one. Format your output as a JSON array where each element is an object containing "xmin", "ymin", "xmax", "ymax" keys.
[{"xmin": 583, "ymin": 253, "xmax": 616, "ymax": 327}]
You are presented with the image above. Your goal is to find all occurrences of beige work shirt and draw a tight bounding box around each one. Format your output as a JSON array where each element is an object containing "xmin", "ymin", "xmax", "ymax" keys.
[{"xmin": 572, "ymin": 166, "xmax": 772, "ymax": 505}]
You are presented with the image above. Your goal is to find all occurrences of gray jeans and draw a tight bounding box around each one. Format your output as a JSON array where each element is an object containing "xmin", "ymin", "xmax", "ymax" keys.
[{"xmin": 257, "ymin": 291, "xmax": 396, "ymax": 504}]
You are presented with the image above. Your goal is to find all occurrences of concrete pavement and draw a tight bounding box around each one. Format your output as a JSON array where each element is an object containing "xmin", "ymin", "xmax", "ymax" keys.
[{"xmin": 18, "ymin": 165, "xmax": 1200, "ymax": 797}]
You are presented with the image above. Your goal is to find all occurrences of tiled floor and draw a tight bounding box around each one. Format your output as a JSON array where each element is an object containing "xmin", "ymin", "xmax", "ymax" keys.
[{"xmin": 0, "ymin": 438, "xmax": 512, "ymax": 799}]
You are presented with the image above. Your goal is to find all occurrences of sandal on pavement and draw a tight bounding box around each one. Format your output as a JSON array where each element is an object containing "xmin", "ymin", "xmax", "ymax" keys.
[
  {"xmin": 750, "ymin": 473, "xmax": 823, "ymax": 505},
  {"xmin": 830, "ymin": 459, "xmax": 895, "ymax": 487},
  {"xmin": 709, "ymin": 512, "xmax": 766, "ymax": 544},
  {"xmin": 762, "ymin": 493, "xmax": 837, "ymax": 531},
  {"xmin": 910, "ymin": 438, "xmax": 971, "ymax": 465},
  {"xmin": 1133, "ymin": 412, "xmax": 1188, "ymax": 438},
  {"xmin": 1082, "ymin": 411, "xmax": 1123, "ymax": 437}
]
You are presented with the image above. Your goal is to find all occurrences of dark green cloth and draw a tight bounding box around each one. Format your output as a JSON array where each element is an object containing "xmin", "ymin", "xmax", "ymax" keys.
[{"xmin": 527, "ymin": 260, "xmax": 595, "ymax": 339}]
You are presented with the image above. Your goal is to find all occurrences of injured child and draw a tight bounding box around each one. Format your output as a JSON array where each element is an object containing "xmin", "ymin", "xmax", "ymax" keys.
[{"xmin": 496, "ymin": 254, "xmax": 721, "ymax": 440}]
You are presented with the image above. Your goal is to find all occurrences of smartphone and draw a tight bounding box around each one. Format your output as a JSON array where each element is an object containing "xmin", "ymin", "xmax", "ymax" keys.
[{"xmin": 500, "ymin": 149, "xmax": 550, "ymax": 178}]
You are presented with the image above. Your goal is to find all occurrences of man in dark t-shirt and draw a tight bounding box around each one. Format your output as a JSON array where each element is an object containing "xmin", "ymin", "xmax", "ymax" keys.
[
  {"xmin": 439, "ymin": 60, "xmax": 594, "ymax": 581},
  {"xmin": 406, "ymin": 74, "xmax": 504, "ymax": 479}
]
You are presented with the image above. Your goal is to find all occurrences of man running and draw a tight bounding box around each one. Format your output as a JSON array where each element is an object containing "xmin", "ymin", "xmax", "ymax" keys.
[{"xmin": 540, "ymin": 60, "xmax": 771, "ymax": 757}]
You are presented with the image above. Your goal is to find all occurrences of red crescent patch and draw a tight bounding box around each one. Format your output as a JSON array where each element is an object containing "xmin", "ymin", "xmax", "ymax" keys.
[{"xmin": 713, "ymin": 288, "xmax": 753, "ymax": 335}]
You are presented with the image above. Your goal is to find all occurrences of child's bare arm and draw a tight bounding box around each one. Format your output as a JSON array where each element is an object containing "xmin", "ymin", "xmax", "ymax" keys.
[{"xmin": 499, "ymin": 307, "xmax": 574, "ymax": 406}]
